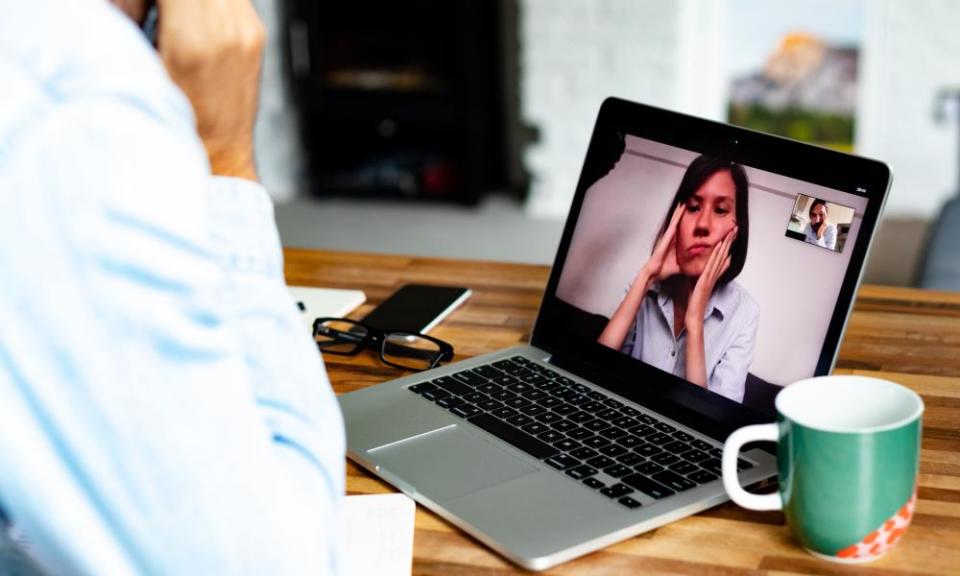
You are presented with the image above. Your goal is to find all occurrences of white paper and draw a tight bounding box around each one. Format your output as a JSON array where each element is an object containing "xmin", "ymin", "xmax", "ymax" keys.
[
  {"xmin": 340, "ymin": 493, "xmax": 415, "ymax": 576},
  {"xmin": 288, "ymin": 285, "xmax": 366, "ymax": 330}
]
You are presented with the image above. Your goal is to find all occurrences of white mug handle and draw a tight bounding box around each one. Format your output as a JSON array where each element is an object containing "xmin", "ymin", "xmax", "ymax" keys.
[{"xmin": 722, "ymin": 423, "xmax": 781, "ymax": 511}]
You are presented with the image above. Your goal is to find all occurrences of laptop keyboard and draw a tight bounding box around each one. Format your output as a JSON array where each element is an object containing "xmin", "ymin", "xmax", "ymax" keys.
[{"xmin": 407, "ymin": 355, "xmax": 753, "ymax": 510}]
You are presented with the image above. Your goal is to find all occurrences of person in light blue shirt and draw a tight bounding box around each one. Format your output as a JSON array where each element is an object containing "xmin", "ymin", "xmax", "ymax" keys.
[
  {"xmin": 803, "ymin": 198, "xmax": 838, "ymax": 250},
  {"xmin": 598, "ymin": 156, "xmax": 759, "ymax": 403},
  {"xmin": 0, "ymin": 0, "xmax": 344, "ymax": 574}
]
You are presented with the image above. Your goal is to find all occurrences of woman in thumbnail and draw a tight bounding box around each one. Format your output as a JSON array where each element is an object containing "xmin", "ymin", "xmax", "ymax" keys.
[{"xmin": 597, "ymin": 156, "xmax": 759, "ymax": 402}]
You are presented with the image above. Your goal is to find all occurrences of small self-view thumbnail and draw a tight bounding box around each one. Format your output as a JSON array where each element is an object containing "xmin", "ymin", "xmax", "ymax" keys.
[{"xmin": 785, "ymin": 194, "xmax": 854, "ymax": 253}]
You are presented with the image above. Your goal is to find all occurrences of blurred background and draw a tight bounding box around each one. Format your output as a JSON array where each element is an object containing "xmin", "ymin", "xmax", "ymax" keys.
[{"xmin": 254, "ymin": 0, "xmax": 960, "ymax": 289}]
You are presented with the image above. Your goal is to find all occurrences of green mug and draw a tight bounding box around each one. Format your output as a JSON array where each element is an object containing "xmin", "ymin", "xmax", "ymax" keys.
[{"xmin": 722, "ymin": 375, "xmax": 923, "ymax": 562}]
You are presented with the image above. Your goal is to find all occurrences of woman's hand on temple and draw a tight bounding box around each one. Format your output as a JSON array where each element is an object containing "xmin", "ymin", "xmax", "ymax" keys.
[
  {"xmin": 685, "ymin": 226, "xmax": 737, "ymax": 334},
  {"xmin": 598, "ymin": 204, "xmax": 685, "ymax": 350},
  {"xmin": 640, "ymin": 204, "xmax": 685, "ymax": 284}
]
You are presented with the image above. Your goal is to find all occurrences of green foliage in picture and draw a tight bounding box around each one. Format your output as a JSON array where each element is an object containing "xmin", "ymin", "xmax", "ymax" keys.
[{"xmin": 728, "ymin": 104, "xmax": 855, "ymax": 151}]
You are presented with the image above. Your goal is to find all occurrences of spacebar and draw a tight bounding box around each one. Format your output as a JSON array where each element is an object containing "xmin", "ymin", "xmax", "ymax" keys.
[{"xmin": 468, "ymin": 414, "xmax": 560, "ymax": 460}]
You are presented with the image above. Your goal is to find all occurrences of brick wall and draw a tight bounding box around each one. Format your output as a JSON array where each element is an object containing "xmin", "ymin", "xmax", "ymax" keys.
[{"xmin": 520, "ymin": 0, "xmax": 726, "ymax": 217}]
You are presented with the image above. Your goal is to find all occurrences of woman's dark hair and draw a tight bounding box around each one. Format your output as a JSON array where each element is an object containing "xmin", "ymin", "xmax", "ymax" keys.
[
  {"xmin": 809, "ymin": 198, "xmax": 828, "ymax": 216},
  {"xmin": 656, "ymin": 155, "xmax": 750, "ymax": 285}
]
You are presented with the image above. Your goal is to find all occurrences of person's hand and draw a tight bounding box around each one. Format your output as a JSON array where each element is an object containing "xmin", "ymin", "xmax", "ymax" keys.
[
  {"xmin": 639, "ymin": 204, "xmax": 685, "ymax": 284},
  {"xmin": 155, "ymin": 0, "xmax": 266, "ymax": 181},
  {"xmin": 816, "ymin": 220, "xmax": 827, "ymax": 239},
  {"xmin": 685, "ymin": 226, "xmax": 737, "ymax": 335}
]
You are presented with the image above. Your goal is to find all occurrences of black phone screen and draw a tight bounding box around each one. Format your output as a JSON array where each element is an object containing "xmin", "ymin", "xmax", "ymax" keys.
[{"xmin": 361, "ymin": 285, "xmax": 470, "ymax": 334}]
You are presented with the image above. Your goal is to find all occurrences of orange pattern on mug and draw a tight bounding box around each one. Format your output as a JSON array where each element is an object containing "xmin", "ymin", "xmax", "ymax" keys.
[{"xmin": 836, "ymin": 491, "xmax": 917, "ymax": 560}]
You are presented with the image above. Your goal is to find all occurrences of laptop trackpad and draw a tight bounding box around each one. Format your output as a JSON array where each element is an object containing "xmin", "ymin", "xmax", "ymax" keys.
[{"xmin": 370, "ymin": 425, "xmax": 538, "ymax": 500}]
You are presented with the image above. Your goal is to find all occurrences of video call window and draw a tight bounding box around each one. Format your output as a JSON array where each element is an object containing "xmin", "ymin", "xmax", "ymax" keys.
[
  {"xmin": 785, "ymin": 194, "xmax": 855, "ymax": 253},
  {"xmin": 555, "ymin": 135, "xmax": 868, "ymax": 408}
]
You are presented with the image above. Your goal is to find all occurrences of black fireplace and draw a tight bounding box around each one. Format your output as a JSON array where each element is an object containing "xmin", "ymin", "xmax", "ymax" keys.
[{"xmin": 284, "ymin": 0, "xmax": 525, "ymax": 203}]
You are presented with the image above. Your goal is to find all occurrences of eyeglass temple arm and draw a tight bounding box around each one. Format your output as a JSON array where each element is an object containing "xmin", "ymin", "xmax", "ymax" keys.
[{"xmin": 315, "ymin": 326, "xmax": 366, "ymax": 344}]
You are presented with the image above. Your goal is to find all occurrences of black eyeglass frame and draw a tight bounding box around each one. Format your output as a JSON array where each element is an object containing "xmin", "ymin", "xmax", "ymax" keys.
[{"xmin": 312, "ymin": 317, "xmax": 455, "ymax": 371}]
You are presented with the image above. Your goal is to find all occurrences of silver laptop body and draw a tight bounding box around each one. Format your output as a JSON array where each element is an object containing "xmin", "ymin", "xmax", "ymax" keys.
[
  {"xmin": 340, "ymin": 344, "xmax": 775, "ymax": 570},
  {"xmin": 338, "ymin": 98, "xmax": 890, "ymax": 570}
]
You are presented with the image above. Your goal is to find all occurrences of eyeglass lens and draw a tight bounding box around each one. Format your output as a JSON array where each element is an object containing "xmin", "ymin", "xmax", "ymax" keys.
[
  {"xmin": 382, "ymin": 333, "xmax": 444, "ymax": 370},
  {"xmin": 314, "ymin": 319, "xmax": 367, "ymax": 354}
]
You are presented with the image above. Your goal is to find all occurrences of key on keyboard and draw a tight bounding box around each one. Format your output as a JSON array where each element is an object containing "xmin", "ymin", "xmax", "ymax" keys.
[
  {"xmin": 622, "ymin": 474, "xmax": 675, "ymax": 499},
  {"xmin": 468, "ymin": 414, "xmax": 559, "ymax": 460}
]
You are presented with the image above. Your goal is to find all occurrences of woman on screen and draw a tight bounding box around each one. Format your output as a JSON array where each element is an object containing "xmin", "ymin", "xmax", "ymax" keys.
[{"xmin": 597, "ymin": 155, "xmax": 759, "ymax": 402}]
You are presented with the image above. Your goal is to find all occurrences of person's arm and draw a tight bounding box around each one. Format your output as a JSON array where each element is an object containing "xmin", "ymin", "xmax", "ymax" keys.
[
  {"xmin": 685, "ymin": 228, "xmax": 736, "ymax": 389},
  {"xmin": 155, "ymin": 0, "xmax": 265, "ymax": 181},
  {"xmin": 598, "ymin": 270, "xmax": 655, "ymax": 350},
  {"xmin": 0, "ymin": 93, "xmax": 342, "ymax": 576},
  {"xmin": 152, "ymin": 0, "xmax": 345, "ymax": 514},
  {"xmin": 0, "ymin": 3, "xmax": 341, "ymax": 574},
  {"xmin": 685, "ymin": 327, "xmax": 708, "ymax": 389},
  {"xmin": 598, "ymin": 204, "xmax": 685, "ymax": 350},
  {"xmin": 824, "ymin": 224, "xmax": 838, "ymax": 250}
]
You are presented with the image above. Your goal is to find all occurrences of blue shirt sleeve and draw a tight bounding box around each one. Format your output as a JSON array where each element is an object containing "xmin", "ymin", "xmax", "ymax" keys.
[
  {"xmin": 0, "ymin": 30, "xmax": 343, "ymax": 576},
  {"xmin": 824, "ymin": 223, "xmax": 838, "ymax": 250}
]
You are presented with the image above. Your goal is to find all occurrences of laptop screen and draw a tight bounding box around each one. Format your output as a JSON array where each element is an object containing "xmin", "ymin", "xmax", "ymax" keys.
[{"xmin": 549, "ymin": 133, "xmax": 873, "ymax": 410}]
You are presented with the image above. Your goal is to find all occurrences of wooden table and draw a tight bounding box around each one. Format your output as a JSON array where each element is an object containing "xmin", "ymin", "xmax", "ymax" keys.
[{"xmin": 285, "ymin": 248, "xmax": 960, "ymax": 575}]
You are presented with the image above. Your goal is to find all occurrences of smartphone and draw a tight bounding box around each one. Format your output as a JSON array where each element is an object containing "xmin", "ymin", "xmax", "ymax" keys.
[{"xmin": 361, "ymin": 284, "xmax": 471, "ymax": 334}]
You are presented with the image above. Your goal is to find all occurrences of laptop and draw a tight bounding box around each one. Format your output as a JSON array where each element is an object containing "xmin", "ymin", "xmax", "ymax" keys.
[{"xmin": 338, "ymin": 98, "xmax": 891, "ymax": 570}]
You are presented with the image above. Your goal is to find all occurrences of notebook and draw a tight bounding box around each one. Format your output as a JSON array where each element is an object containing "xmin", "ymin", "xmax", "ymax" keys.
[{"xmin": 289, "ymin": 285, "xmax": 366, "ymax": 331}]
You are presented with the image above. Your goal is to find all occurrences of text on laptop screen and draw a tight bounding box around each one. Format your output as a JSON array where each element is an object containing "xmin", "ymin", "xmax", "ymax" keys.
[{"xmin": 555, "ymin": 135, "xmax": 869, "ymax": 404}]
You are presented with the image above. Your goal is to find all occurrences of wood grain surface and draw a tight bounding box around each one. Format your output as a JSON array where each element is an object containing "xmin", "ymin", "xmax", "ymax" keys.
[{"xmin": 285, "ymin": 249, "xmax": 960, "ymax": 575}]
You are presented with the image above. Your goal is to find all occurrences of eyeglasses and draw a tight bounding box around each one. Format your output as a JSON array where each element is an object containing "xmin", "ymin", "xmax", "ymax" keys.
[{"xmin": 312, "ymin": 317, "xmax": 454, "ymax": 371}]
